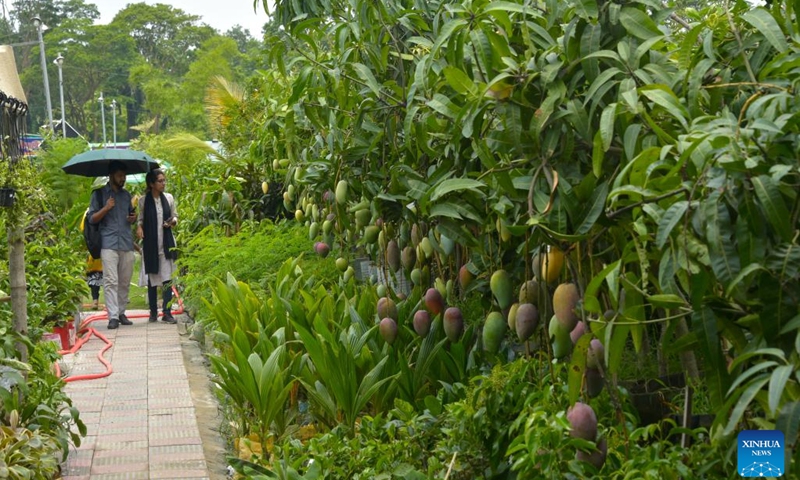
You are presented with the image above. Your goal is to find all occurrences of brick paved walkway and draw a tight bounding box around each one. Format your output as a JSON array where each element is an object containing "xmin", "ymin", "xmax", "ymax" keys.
[{"xmin": 60, "ymin": 310, "xmax": 211, "ymax": 479}]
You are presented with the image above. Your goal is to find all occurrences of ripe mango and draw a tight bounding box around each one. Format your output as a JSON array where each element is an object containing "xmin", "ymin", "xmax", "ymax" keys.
[
  {"xmin": 295, "ymin": 209, "xmax": 305, "ymax": 222},
  {"xmin": 443, "ymin": 307, "xmax": 464, "ymax": 342},
  {"xmin": 335, "ymin": 180, "xmax": 348, "ymax": 204},
  {"xmin": 459, "ymin": 264, "xmax": 474, "ymax": 291},
  {"xmin": 401, "ymin": 246, "xmax": 416, "ymax": 272},
  {"xmin": 379, "ymin": 318, "xmax": 398, "ymax": 345},
  {"xmin": 533, "ymin": 246, "xmax": 565, "ymax": 284},
  {"xmin": 313, "ymin": 242, "xmax": 330, "ymax": 258},
  {"xmin": 377, "ymin": 297, "xmax": 397, "ymax": 321},
  {"xmin": 567, "ymin": 402, "xmax": 598, "ymax": 441},
  {"xmin": 585, "ymin": 367, "xmax": 604, "ymax": 398},
  {"xmin": 586, "ymin": 339, "xmax": 604, "ymax": 369},
  {"xmin": 386, "ymin": 240, "xmax": 401, "ymax": 272},
  {"xmin": 490, "ymin": 269, "xmax": 513, "ymax": 309},
  {"xmin": 575, "ymin": 436, "xmax": 607, "ymax": 469},
  {"xmin": 515, "ymin": 303, "xmax": 539, "ymax": 342},
  {"xmin": 261, "ymin": 182, "xmax": 269, "ymax": 194},
  {"xmin": 413, "ymin": 310, "xmax": 431, "ymax": 337},
  {"xmin": 553, "ymin": 283, "xmax": 580, "ymax": 331},
  {"xmin": 424, "ymin": 288, "xmax": 444, "ymax": 316}
]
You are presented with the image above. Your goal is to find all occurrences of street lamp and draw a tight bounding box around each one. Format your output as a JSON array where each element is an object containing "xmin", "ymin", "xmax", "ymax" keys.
[
  {"xmin": 32, "ymin": 16, "xmax": 54, "ymax": 129},
  {"xmin": 111, "ymin": 99, "xmax": 117, "ymax": 146},
  {"xmin": 54, "ymin": 52, "xmax": 65, "ymax": 137},
  {"xmin": 98, "ymin": 92, "xmax": 106, "ymax": 144}
]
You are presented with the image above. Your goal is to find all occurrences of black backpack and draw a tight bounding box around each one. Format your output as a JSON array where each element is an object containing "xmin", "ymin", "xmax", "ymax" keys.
[{"xmin": 84, "ymin": 189, "xmax": 103, "ymax": 259}]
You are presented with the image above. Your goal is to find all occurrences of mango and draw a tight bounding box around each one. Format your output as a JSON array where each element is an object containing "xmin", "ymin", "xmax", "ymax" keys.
[
  {"xmin": 413, "ymin": 310, "xmax": 431, "ymax": 337},
  {"xmin": 364, "ymin": 225, "xmax": 380, "ymax": 244},
  {"xmin": 575, "ymin": 436, "xmax": 607, "ymax": 470},
  {"xmin": 496, "ymin": 218, "xmax": 511, "ymax": 242},
  {"xmin": 549, "ymin": 315, "xmax": 572, "ymax": 359},
  {"xmin": 410, "ymin": 224, "xmax": 421, "ymax": 246},
  {"xmin": 424, "ymin": 288, "xmax": 444, "ymax": 316},
  {"xmin": 377, "ymin": 297, "xmax": 398, "ymax": 321},
  {"xmin": 515, "ymin": 303, "xmax": 539, "ymax": 342},
  {"xmin": 410, "ymin": 268, "xmax": 421, "ymax": 285},
  {"xmin": 335, "ymin": 180, "xmax": 348, "ymax": 204},
  {"xmin": 567, "ymin": 402, "xmax": 598, "ymax": 441},
  {"xmin": 507, "ymin": 303, "xmax": 520, "ymax": 330},
  {"xmin": 586, "ymin": 339, "xmax": 604, "ymax": 369},
  {"xmin": 440, "ymin": 234, "xmax": 455, "ymax": 257},
  {"xmin": 420, "ymin": 237, "xmax": 433, "ymax": 258},
  {"xmin": 261, "ymin": 181, "xmax": 269, "ymax": 194},
  {"xmin": 335, "ymin": 257, "xmax": 348, "ymax": 272},
  {"xmin": 386, "ymin": 240, "xmax": 401, "ymax": 272},
  {"xmin": 483, "ymin": 312, "xmax": 506, "ymax": 353},
  {"xmin": 459, "ymin": 264, "xmax": 474, "ymax": 291},
  {"xmin": 401, "ymin": 246, "xmax": 416, "ymax": 272},
  {"xmin": 313, "ymin": 242, "xmax": 330, "ymax": 258},
  {"xmin": 553, "ymin": 283, "xmax": 580, "ymax": 331},
  {"xmin": 311, "ymin": 204, "xmax": 320, "ymax": 221},
  {"xmin": 443, "ymin": 307, "xmax": 464, "ymax": 342},
  {"xmin": 343, "ymin": 266, "xmax": 355, "ymax": 282},
  {"xmin": 490, "ymin": 269, "xmax": 513, "ymax": 309},
  {"xmin": 533, "ymin": 246, "xmax": 565, "ymax": 284},
  {"xmin": 570, "ymin": 321, "xmax": 587, "ymax": 344},
  {"xmin": 322, "ymin": 219, "xmax": 334, "ymax": 235},
  {"xmin": 434, "ymin": 277, "xmax": 447, "ymax": 299},
  {"xmin": 518, "ymin": 279, "xmax": 539, "ymax": 305},
  {"xmin": 355, "ymin": 209, "xmax": 371, "ymax": 228},
  {"xmin": 308, "ymin": 222, "xmax": 319, "ymax": 240},
  {"xmin": 295, "ymin": 209, "xmax": 305, "ymax": 222},
  {"xmin": 379, "ymin": 318, "xmax": 398, "ymax": 345},
  {"xmin": 585, "ymin": 367, "xmax": 604, "ymax": 398},
  {"xmin": 376, "ymin": 284, "xmax": 387, "ymax": 298}
]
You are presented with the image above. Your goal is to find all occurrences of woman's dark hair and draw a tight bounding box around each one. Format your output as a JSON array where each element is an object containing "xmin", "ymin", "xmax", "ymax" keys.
[{"xmin": 145, "ymin": 169, "xmax": 164, "ymax": 191}]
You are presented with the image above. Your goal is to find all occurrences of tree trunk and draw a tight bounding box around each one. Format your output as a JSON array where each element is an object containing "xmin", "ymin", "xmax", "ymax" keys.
[{"xmin": 8, "ymin": 221, "xmax": 28, "ymax": 363}]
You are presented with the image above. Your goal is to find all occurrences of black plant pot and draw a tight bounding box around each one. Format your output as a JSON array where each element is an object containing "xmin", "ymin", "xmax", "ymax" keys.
[{"xmin": 0, "ymin": 187, "xmax": 16, "ymax": 207}]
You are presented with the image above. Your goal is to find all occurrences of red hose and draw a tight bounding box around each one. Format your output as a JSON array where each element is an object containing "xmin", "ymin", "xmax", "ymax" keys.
[{"xmin": 55, "ymin": 286, "xmax": 185, "ymax": 383}]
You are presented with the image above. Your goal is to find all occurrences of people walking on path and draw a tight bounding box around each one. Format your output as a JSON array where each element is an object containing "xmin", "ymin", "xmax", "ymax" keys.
[
  {"xmin": 136, "ymin": 169, "xmax": 179, "ymax": 324},
  {"xmin": 87, "ymin": 160, "xmax": 137, "ymax": 329}
]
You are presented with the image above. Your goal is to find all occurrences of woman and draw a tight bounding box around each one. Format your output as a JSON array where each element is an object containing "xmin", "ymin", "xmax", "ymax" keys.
[
  {"xmin": 80, "ymin": 208, "xmax": 103, "ymax": 309},
  {"xmin": 136, "ymin": 169, "xmax": 178, "ymax": 324}
]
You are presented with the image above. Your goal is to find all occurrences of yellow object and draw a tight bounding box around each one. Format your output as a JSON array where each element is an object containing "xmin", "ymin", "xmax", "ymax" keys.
[{"xmin": 87, "ymin": 255, "xmax": 102, "ymax": 272}]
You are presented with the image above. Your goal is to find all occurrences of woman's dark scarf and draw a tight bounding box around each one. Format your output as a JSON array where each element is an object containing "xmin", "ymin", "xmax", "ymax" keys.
[{"xmin": 143, "ymin": 192, "xmax": 177, "ymax": 274}]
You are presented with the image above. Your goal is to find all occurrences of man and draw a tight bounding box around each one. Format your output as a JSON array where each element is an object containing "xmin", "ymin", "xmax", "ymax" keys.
[{"xmin": 88, "ymin": 160, "xmax": 137, "ymax": 329}]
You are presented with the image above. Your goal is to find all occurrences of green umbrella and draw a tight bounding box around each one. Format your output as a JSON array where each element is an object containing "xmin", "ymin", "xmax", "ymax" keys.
[{"xmin": 62, "ymin": 148, "xmax": 160, "ymax": 177}]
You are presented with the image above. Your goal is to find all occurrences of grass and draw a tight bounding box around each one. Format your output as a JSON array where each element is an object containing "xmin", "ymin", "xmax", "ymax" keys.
[{"xmin": 83, "ymin": 254, "xmax": 150, "ymax": 310}]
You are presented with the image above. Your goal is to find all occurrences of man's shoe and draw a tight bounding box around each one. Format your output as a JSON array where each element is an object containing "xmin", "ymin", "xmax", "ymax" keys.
[
  {"xmin": 119, "ymin": 314, "xmax": 133, "ymax": 326},
  {"xmin": 161, "ymin": 312, "xmax": 177, "ymax": 324},
  {"xmin": 148, "ymin": 313, "xmax": 158, "ymax": 322},
  {"xmin": 108, "ymin": 319, "xmax": 119, "ymax": 329}
]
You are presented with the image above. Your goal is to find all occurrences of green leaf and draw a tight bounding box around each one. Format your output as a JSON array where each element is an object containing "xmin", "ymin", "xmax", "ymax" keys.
[
  {"xmin": 646, "ymin": 294, "xmax": 686, "ymax": 308},
  {"xmin": 574, "ymin": 0, "xmax": 598, "ymax": 19},
  {"xmin": 604, "ymin": 316, "xmax": 629, "ymax": 375},
  {"xmin": 705, "ymin": 192, "xmax": 741, "ymax": 285},
  {"xmin": 432, "ymin": 19, "xmax": 468, "ymax": 54},
  {"xmin": 724, "ymin": 263, "xmax": 765, "ymax": 298},
  {"xmin": 619, "ymin": 7, "xmax": 662, "ymax": 39},
  {"xmin": 769, "ymin": 365, "xmax": 793, "ymax": 415},
  {"xmin": 693, "ymin": 306, "xmax": 729, "ymax": 410},
  {"xmin": 352, "ymin": 63, "xmax": 381, "ymax": 97},
  {"xmin": 427, "ymin": 93, "xmax": 460, "ymax": 119},
  {"xmin": 724, "ymin": 376, "xmax": 770, "ymax": 436},
  {"xmin": 599, "ymin": 103, "xmax": 617, "ymax": 152},
  {"xmin": 656, "ymin": 200, "xmax": 688, "ymax": 249},
  {"xmin": 443, "ymin": 66, "xmax": 477, "ymax": 96},
  {"xmin": 776, "ymin": 402, "xmax": 800, "ymax": 447},
  {"xmin": 640, "ymin": 87, "xmax": 689, "ymax": 130},
  {"xmin": 742, "ymin": 8, "xmax": 788, "ymax": 53},
  {"xmin": 752, "ymin": 175, "xmax": 792, "ymax": 242},
  {"xmin": 569, "ymin": 335, "xmax": 592, "ymax": 404},
  {"xmin": 575, "ymin": 181, "xmax": 608, "ymax": 235},
  {"xmin": 431, "ymin": 179, "xmax": 486, "ymax": 202},
  {"xmin": 592, "ymin": 130, "xmax": 604, "ymax": 179}
]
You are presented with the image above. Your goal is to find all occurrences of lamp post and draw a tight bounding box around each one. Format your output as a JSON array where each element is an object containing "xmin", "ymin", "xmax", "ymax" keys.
[
  {"xmin": 111, "ymin": 99, "xmax": 117, "ymax": 146},
  {"xmin": 32, "ymin": 16, "xmax": 54, "ymax": 129},
  {"xmin": 98, "ymin": 92, "xmax": 106, "ymax": 144},
  {"xmin": 54, "ymin": 52, "xmax": 65, "ymax": 137}
]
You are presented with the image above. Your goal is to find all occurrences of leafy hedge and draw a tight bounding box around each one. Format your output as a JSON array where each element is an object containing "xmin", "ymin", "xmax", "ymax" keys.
[{"xmin": 179, "ymin": 220, "xmax": 339, "ymax": 320}]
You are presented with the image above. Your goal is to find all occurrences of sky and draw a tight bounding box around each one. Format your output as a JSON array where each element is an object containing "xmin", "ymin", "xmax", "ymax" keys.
[{"xmin": 96, "ymin": 0, "xmax": 271, "ymax": 37}]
